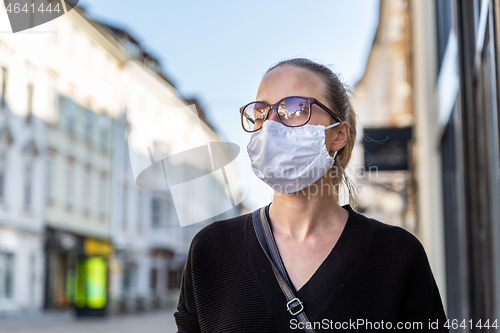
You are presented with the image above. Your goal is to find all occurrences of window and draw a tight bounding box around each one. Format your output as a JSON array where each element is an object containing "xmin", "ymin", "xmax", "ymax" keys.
[
  {"xmin": 26, "ymin": 83, "xmax": 33, "ymax": 121},
  {"xmin": 99, "ymin": 173, "xmax": 106, "ymax": 218},
  {"xmin": 166, "ymin": 195, "xmax": 176, "ymax": 226},
  {"xmin": 137, "ymin": 190, "xmax": 143, "ymax": 234},
  {"xmin": 151, "ymin": 196, "xmax": 169, "ymax": 227},
  {"xmin": 123, "ymin": 266, "xmax": 137, "ymax": 293},
  {"xmin": 435, "ymin": 0, "xmax": 454, "ymax": 73},
  {"xmin": 150, "ymin": 268, "xmax": 157, "ymax": 290},
  {"xmin": 151, "ymin": 197, "xmax": 160, "ymax": 227},
  {"xmin": 58, "ymin": 94, "xmax": 66, "ymax": 127},
  {"xmin": 29, "ymin": 253, "xmax": 35, "ymax": 303},
  {"xmin": 145, "ymin": 58, "xmax": 159, "ymax": 72},
  {"xmin": 85, "ymin": 108, "xmax": 94, "ymax": 143},
  {"xmin": 123, "ymin": 116, "xmax": 130, "ymax": 167},
  {"xmin": 66, "ymin": 162, "xmax": 73, "ymax": 209},
  {"xmin": 98, "ymin": 114, "xmax": 110, "ymax": 151},
  {"xmin": 0, "ymin": 253, "xmax": 14, "ymax": 299},
  {"xmin": 45, "ymin": 154, "xmax": 54, "ymax": 202},
  {"xmin": 24, "ymin": 163, "xmax": 33, "ymax": 209},
  {"xmin": 1, "ymin": 67, "xmax": 7, "ymax": 108},
  {"xmin": 0, "ymin": 155, "xmax": 5, "ymax": 201},
  {"xmin": 122, "ymin": 182, "xmax": 128, "ymax": 231},
  {"xmin": 66, "ymin": 98, "xmax": 77, "ymax": 134},
  {"xmin": 48, "ymin": 75, "xmax": 57, "ymax": 122},
  {"xmin": 83, "ymin": 168, "xmax": 91, "ymax": 214},
  {"xmin": 123, "ymin": 40, "xmax": 140, "ymax": 58}
]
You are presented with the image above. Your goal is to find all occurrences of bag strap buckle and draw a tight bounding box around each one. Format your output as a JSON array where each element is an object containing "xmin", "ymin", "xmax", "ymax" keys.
[{"xmin": 287, "ymin": 297, "xmax": 304, "ymax": 316}]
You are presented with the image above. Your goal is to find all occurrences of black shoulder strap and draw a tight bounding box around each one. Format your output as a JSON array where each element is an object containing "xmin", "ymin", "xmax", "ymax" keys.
[{"xmin": 252, "ymin": 205, "xmax": 316, "ymax": 333}]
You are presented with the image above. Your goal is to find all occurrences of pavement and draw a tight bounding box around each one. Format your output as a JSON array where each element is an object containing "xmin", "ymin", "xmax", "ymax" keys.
[{"xmin": 0, "ymin": 307, "xmax": 178, "ymax": 333}]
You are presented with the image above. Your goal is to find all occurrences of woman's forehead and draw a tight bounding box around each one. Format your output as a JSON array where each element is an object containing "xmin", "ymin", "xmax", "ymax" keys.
[{"xmin": 256, "ymin": 65, "xmax": 327, "ymax": 102}]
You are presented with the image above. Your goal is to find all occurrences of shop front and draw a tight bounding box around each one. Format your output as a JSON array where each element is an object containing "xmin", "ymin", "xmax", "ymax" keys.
[
  {"xmin": 149, "ymin": 248, "xmax": 186, "ymax": 309},
  {"xmin": 44, "ymin": 229, "xmax": 112, "ymax": 316},
  {"xmin": 44, "ymin": 228, "xmax": 82, "ymax": 309},
  {"xmin": 74, "ymin": 237, "xmax": 113, "ymax": 317}
]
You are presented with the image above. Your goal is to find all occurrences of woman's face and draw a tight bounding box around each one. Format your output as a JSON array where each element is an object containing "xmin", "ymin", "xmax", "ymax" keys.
[{"xmin": 256, "ymin": 65, "xmax": 348, "ymax": 156}]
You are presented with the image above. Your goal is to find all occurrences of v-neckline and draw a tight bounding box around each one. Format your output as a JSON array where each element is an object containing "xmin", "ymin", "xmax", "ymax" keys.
[
  {"xmin": 246, "ymin": 203, "xmax": 375, "ymax": 325},
  {"xmin": 263, "ymin": 203, "xmax": 349, "ymax": 295}
]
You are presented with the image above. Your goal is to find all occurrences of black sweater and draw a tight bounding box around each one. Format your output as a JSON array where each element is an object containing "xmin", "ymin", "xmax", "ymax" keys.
[{"xmin": 174, "ymin": 204, "xmax": 449, "ymax": 332}]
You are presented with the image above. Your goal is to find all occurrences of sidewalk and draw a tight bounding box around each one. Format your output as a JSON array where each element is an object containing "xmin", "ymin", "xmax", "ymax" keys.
[{"xmin": 0, "ymin": 307, "xmax": 178, "ymax": 333}]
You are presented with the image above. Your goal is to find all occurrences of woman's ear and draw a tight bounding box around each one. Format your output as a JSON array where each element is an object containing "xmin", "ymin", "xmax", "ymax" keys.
[{"xmin": 329, "ymin": 121, "xmax": 349, "ymax": 154}]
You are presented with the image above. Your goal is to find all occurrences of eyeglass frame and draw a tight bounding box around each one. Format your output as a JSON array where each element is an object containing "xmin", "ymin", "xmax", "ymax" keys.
[{"xmin": 239, "ymin": 96, "xmax": 344, "ymax": 133}]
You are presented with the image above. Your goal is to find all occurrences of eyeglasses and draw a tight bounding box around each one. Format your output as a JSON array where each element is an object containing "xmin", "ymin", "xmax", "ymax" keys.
[{"xmin": 240, "ymin": 96, "xmax": 343, "ymax": 132}]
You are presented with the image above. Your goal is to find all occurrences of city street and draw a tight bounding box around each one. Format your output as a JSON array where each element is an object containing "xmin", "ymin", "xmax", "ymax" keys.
[{"xmin": 0, "ymin": 308, "xmax": 178, "ymax": 333}]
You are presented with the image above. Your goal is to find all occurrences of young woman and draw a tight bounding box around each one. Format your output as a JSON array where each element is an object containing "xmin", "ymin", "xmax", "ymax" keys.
[{"xmin": 174, "ymin": 58, "xmax": 448, "ymax": 332}]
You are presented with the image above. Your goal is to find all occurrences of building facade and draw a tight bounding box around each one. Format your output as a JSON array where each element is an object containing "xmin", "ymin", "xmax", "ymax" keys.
[
  {"xmin": 0, "ymin": 29, "xmax": 46, "ymax": 316},
  {"xmin": 0, "ymin": 3, "xmax": 245, "ymax": 317},
  {"xmin": 420, "ymin": 0, "xmax": 500, "ymax": 328},
  {"xmin": 352, "ymin": 0, "xmax": 417, "ymax": 232},
  {"xmin": 359, "ymin": 0, "xmax": 500, "ymax": 330},
  {"xmin": 42, "ymin": 7, "xmax": 118, "ymax": 312},
  {"xmin": 108, "ymin": 32, "xmax": 242, "ymax": 311}
]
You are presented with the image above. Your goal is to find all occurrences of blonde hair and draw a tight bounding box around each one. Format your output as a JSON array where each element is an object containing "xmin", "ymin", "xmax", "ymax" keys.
[{"xmin": 265, "ymin": 58, "xmax": 358, "ymax": 202}]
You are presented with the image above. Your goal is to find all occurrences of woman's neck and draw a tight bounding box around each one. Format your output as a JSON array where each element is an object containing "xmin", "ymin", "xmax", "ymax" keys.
[{"xmin": 268, "ymin": 176, "xmax": 348, "ymax": 241}]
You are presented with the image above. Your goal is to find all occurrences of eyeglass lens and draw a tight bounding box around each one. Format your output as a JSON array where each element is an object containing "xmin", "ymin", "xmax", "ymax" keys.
[{"xmin": 242, "ymin": 97, "xmax": 310, "ymax": 131}]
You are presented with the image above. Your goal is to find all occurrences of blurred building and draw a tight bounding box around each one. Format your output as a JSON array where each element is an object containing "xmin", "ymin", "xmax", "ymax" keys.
[
  {"xmin": 356, "ymin": 0, "xmax": 500, "ymax": 329},
  {"xmin": 100, "ymin": 23, "xmax": 242, "ymax": 313},
  {"xmin": 0, "ymin": 3, "xmax": 244, "ymax": 317},
  {"xmin": 352, "ymin": 0, "xmax": 434, "ymax": 301},
  {"xmin": 0, "ymin": 33, "xmax": 46, "ymax": 315},
  {"xmin": 42, "ymin": 7, "xmax": 117, "ymax": 312},
  {"xmin": 352, "ymin": 0, "xmax": 416, "ymax": 230},
  {"xmin": 414, "ymin": 0, "xmax": 500, "ymax": 328}
]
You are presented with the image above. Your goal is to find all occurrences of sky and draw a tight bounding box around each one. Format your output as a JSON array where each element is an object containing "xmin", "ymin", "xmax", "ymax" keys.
[{"xmin": 79, "ymin": 0, "xmax": 380, "ymax": 210}]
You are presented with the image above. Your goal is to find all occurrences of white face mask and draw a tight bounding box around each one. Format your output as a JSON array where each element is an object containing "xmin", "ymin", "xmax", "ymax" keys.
[{"xmin": 247, "ymin": 120, "xmax": 341, "ymax": 194}]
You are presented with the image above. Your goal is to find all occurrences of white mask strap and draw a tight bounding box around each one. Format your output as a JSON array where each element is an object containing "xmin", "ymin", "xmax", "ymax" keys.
[
  {"xmin": 325, "ymin": 122, "xmax": 341, "ymax": 130},
  {"xmin": 326, "ymin": 123, "xmax": 341, "ymax": 161}
]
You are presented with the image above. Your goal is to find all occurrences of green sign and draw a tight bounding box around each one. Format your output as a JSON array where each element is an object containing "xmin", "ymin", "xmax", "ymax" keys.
[
  {"xmin": 74, "ymin": 257, "xmax": 107, "ymax": 309},
  {"xmin": 86, "ymin": 257, "xmax": 107, "ymax": 308}
]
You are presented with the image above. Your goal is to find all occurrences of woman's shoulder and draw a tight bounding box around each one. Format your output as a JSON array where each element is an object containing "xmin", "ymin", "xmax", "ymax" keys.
[
  {"xmin": 189, "ymin": 212, "xmax": 252, "ymax": 252},
  {"xmin": 351, "ymin": 207, "xmax": 427, "ymax": 257}
]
